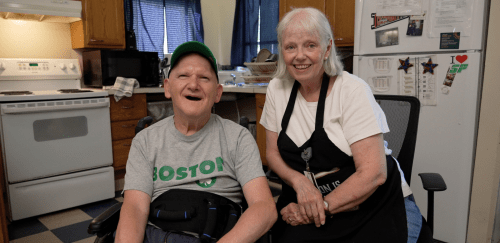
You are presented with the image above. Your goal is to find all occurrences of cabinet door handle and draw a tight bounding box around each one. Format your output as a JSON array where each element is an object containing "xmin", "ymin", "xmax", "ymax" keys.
[
  {"xmin": 335, "ymin": 38, "xmax": 343, "ymax": 41},
  {"xmin": 121, "ymin": 106, "xmax": 134, "ymax": 109},
  {"xmin": 123, "ymin": 143, "xmax": 131, "ymax": 147},
  {"xmin": 121, "ymin": 124, "xmax": 134, "ymax": 128},
  {"xmin": 90, "ymin": 39, "xmax": 104, "ymax": 42},
  {"xmin": 258, "ymin": 105, "xmax": 264, "ymax": 109}
]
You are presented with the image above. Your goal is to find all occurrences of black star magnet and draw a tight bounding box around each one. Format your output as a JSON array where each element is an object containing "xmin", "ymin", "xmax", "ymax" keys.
[
  {"xmin": 398, "ymin": 57, "xmax": 414, "ymax": 73},
  {"xmin": 421, "ymin": 58, "xmax": 438, "ymax": 74}
]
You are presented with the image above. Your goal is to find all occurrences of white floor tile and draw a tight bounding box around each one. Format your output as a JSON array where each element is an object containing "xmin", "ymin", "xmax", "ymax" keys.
[{"xmin": 37, "ymin": 208, "xmax": 92, "ymax": 230}]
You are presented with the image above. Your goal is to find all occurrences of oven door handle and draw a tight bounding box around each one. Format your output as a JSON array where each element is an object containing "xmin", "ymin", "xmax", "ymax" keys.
[{"xmin": 1, "ymin": 101, "xmax": 109, "ymax": 115}]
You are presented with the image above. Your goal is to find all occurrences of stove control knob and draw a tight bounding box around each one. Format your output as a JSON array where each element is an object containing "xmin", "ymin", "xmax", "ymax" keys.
[
  {"xmin": 68, "ymin": 63, "xmax": 75, "ymax": 70},
  {"xmin": 59, "ymin": 63, "xmax": 67, "ymax": 70},
  {"xmin": 0, "ymin": 63, "xmax": 4, "ymax": 70}
]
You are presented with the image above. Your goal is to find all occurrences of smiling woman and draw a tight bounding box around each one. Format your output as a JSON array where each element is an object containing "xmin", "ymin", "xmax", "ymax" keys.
[{"xmin": 260, "ymin": 7, "xmax": 414, "ymax": 243}]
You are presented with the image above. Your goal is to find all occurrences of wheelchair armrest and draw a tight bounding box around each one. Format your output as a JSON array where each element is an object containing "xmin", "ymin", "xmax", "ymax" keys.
[
  {"xmin": 418, "ymin": 173, "xmax": 447, "ymax": 191},
  {"xmin": 135, "ymin": 116, "xmax": 154, "ymax": 135},
  {"xmin": 88, "ymin": 202, "xmax": 123, "ymax": 236}
]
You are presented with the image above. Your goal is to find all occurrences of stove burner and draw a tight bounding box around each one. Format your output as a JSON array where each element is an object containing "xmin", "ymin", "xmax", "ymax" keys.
[
  {"xmin": 58, "ymin": 89, "xmax": 93, "ymax": 93},
  {"xmin": 0, "ymin": 91, "xmax": 33, "ymax": 95}
]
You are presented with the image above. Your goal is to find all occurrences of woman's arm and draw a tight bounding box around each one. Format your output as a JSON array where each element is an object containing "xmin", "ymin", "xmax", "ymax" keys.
[
  {"xmin": 115, "ymin": 190, "xmax": 151, "ymax": 243},
  {"xmin": 266, "ymin": 129, "xmax": 325, "ymax": 227},
  {"xmin": 323, "ymin": 133, "xmax": 387, "ymax": 214},
  {"xmin": 217, "ymin": 177, "xmax": 277, "ymax": 243}
]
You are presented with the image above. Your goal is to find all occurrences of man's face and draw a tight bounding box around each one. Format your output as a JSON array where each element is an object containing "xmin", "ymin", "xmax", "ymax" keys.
[{"xmin": 164, "ymin": 53, "xmax": 222, "ymax": 121}]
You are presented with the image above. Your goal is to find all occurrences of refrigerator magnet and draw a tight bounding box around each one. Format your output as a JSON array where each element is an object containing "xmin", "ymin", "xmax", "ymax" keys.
[
  {"xmin": 443, "ymin": 67, "xmax": 457, "ymax": 87},
  {"xmin": 421, "ymin": 58, "xmax": 438, "ymax": 74},
  {"xmin": 440, "ymin": 32, "xmax": 460, "ymax": 49},
  {"xmin": 398, "ymin": 57, "xmax": 414, "ymax": 73},
  {"xmin": 375, "ymin": 27, "xmax": 399, "ymax": 48}
]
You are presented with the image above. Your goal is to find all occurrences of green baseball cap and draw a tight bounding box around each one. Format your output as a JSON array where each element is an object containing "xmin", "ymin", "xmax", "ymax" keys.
[{"xmin": 168, "ymin": 41, "xmax": 218, "ymax": 81}]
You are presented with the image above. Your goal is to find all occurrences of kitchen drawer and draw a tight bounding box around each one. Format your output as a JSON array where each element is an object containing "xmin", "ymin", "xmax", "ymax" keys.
[
  {"xmin": 109, "ymin": 94, "xmax": 147, "ymax": 122},
  {"xmin": 111, "ymin": 119, "xmax": 139, "ymax": 141},
  {"xmin": 112, "ymin": 138, "xmax": 133, "ymax": 170}
]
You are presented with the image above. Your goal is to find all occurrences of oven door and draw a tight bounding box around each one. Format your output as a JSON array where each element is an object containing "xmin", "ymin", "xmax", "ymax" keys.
[{"xmin": 0, "ymin": 97, "xmax": 113, "ymax": 183}]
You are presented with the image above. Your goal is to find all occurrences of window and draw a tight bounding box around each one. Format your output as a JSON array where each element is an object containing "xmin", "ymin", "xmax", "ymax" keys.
[
  {"xmin": 231, "ymin": 0, "xmax": 279, "ymax": 67},
  {"xmin": 124, "ymin": 0, "xmax": 204, "ymax": 59}
]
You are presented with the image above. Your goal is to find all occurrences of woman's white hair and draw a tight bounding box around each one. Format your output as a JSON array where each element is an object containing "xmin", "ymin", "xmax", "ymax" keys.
[{"xmin": 274, "ymin": 7, "xmax": 344, "ymax": 80}]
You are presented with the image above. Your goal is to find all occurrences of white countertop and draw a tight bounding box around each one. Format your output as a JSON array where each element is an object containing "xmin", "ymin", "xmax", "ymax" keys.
[{"xmin": 100, "ymin": 85, "xmax": 267, "ymax": 95}]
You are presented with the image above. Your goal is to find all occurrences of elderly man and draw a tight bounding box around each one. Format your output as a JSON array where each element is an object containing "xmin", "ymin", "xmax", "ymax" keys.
[{"xmin": 115, "ymin": 41, "xmax": 277, "ymax": 243}]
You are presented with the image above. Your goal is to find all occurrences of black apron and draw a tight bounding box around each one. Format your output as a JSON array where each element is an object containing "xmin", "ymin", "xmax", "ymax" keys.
[{"xmin": 273, "ymin": 73, "xmax": 407, "ymax": 242}]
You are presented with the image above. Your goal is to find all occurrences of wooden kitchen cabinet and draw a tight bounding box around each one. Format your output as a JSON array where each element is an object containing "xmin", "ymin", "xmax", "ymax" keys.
[
  {"xmin": 279, "ymin": 0, "xmax": 355, "ymax": 46},
  {"xmin": 109, "ymin": 94, "xmax": 147, "ymax": 172},
  {"xmin": 255, "ymin": 94, "xmax": 268, "ymax": 166},
  {"xmin": 70, "ymin": 0, "xmax": 126, "ymax": 49}
]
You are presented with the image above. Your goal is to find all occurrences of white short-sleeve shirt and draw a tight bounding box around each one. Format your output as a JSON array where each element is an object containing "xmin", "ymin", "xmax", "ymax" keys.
[{"xmin": 260, "ymin": 72, "xmax": 411, "ymax": 196}]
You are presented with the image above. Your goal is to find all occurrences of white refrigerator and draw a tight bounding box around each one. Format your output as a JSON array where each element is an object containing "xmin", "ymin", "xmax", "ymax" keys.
[{"xmin": 353, "ymin": 0, "xmax": 489, "ymax": 242}]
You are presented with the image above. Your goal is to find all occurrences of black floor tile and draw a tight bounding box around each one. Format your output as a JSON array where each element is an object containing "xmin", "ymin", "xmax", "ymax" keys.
[
  {"xmin": 51, "ymin": 219, "xmax": 94, "ymax": 243},
  {"xmin": 7, "ymin": 217, "xmax": 48, "ymax": 240},
  {"xmin": 80, "ymin": 198, "xmax": 120, "ymax": 218}
]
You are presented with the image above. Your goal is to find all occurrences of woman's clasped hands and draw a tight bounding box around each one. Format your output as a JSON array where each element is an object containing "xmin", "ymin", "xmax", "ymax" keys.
[{"xmin": 281, "ymin": 176, "xmax": 329, "ymax": 227}]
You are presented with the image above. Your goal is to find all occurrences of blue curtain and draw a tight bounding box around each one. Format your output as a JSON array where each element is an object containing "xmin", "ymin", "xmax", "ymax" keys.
[
  {"xmin": 124, "ymin": 0, "xmax": 165, "ymax": 59},
  {"xmin": 124, "ymin": 0, "xmax": 204, "ymax": 59},
  {"xmin": 165, "ymin": 0, "xmax": 204, "ymax": 53},
  {"xmin": 231, "ymin": 0, "xmax": 279, "ymax": 67}
]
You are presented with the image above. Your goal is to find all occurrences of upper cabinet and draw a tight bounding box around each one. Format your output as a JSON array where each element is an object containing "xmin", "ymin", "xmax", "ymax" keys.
[
  {"xmin": 279, "ymin": 0, "xmax": 355, "ymax": 47},
  {"xmin": 70, "ymin": 0, "xmax": 126, "ymax": 49}
]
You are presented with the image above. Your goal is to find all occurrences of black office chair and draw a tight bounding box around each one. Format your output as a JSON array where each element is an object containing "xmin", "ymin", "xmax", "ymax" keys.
[
  {"xmin": 88, "ymin": 116, "xmax": 271, "ymax": 243},
  {"xmin": 375, "ymin": 95, "xmax": 447, "ymax": 242}
]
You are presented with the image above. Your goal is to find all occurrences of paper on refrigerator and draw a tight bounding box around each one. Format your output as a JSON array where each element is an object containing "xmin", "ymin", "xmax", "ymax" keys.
[
  {"xmin": 429, "ymin": 0, "xmax": 475, "ymax": 37},
  {"xmin": 375, "ymin": 0, "xmax": 424, "ymax": 16}
]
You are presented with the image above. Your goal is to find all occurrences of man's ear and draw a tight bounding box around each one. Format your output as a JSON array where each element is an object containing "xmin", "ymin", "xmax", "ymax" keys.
[
  {"xmin": 214, "ymin": 83, "xmax": 223, "ymax": 103},
  {"xmin": 164, "ymin": 78, "xmax": 172, "ymax": 99}
]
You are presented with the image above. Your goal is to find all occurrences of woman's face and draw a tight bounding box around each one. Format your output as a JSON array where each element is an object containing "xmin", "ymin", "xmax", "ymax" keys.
[{"xmin": 281, "ymin": 25, "xmax": 330, "ymax": 83}]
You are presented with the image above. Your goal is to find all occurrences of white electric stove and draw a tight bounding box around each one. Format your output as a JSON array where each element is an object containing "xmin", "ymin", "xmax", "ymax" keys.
[{"xmin": 0, "ymin": 58, "xmax": 115, "ymax": 221}]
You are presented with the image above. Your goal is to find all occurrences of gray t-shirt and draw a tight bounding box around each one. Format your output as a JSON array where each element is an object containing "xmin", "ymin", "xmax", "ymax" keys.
[{"xmin": 123, "ymin": 114, "xmax": 265, "ymax": 204}]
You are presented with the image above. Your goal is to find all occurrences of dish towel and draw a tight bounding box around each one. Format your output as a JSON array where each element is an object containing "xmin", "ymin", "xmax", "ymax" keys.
[{"xmin": 112, "ymin": 77, "xmax": 140, "ymax": 102}]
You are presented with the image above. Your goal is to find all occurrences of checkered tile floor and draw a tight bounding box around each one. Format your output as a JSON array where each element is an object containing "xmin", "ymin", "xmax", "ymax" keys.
[
  {"xmin": 6, "ymin": 180, "xmax": 282, "ymax": 243},
  {"xmin": 7, "ymin": 191, "xmax": 123, "ymax": 243}
]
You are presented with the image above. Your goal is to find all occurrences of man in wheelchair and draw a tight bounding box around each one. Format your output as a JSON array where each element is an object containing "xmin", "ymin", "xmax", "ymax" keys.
[{"xmin": 114, "ymin": 41, "xmax": 277, "ymax": 242}]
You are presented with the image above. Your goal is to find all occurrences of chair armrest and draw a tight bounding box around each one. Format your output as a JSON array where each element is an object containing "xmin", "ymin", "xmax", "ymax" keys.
[
  {"xmin": 135, "ymin": 116, "xmax": 154, "ymax": 135},
  {"xmin": 418, "ymin": 173, "xmax": 447, "ymax": 191},
  {"xmin": 88, "ymin": 202, "xmax": 123, "ymax": 236}
]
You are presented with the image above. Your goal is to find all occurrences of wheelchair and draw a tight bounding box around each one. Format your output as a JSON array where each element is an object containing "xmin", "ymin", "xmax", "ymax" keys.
[{"xmin": 88, "ymin": 116, "xmax": 270, "ymax": 243}]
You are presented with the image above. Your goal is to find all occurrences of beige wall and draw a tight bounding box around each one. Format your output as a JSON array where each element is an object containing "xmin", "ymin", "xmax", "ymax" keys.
[
  {"xmin": 0, "ymin": 1, "xmax": 235, "ymax": 63},
  {"xmin": 0, "ymin": 18, "xmax": 79, "ymax": 59},
  {"xmin": 201, "ymin": 0, "xmax": 236, "ymax": 65},
  {"xmin": 467, "ymin": 0, "xmax": 500, "ymax": 242}
]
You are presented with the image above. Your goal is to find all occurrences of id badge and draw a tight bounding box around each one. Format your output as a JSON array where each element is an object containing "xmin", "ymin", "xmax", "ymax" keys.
[{"xmin": 304, "ymin": 171, "xmax": 319, "ymax": 189}]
